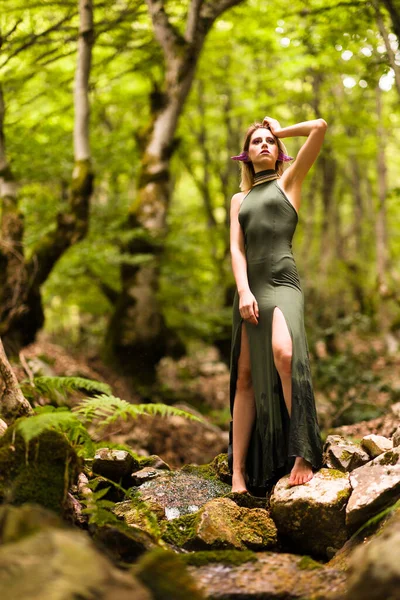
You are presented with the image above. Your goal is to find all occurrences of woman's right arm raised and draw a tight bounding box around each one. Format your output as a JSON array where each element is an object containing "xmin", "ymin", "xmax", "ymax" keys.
[{"xmin": 230, "ymin": 193, "xmax": 259, "ymax": 325}]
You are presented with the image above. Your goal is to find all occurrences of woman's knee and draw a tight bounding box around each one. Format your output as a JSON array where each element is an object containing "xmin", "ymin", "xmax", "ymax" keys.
[
  {"xmin": 273, "ymin": 344, "xmax": 292, "ymax": 376},
  {"xmin": 236, "ymin": 366, "xmax": 253, "ymax": 392}
]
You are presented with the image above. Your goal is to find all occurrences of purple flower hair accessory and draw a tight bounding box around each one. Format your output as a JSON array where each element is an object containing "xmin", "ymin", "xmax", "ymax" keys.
[
  {"xmin": 277, "ymin": 152, "xmax": 294, "ymax": 162},
  {"xmin": 230, "ymin": 151, "xmax": 251, "ymax": 162}
]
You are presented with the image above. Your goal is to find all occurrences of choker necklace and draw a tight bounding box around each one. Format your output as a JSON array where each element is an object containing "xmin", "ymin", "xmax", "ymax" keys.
[{"xmin": 252, "ymin": 169, "xmax": 280, "ymax": 187}]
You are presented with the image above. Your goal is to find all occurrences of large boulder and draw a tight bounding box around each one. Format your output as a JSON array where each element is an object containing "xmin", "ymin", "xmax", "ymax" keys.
[
  {"xmin": 346, "ymin": 447, "xmax": 400, "ymax": 531},
  {"xmin": 323, "ymin": 435, "xmax": 370, "ymax": 472},
  {"xmin": 186, "ymin": 550, "xmax": 347, "ymax": 599},
  {"xmin": 161, "ymin": 497, "xmax": 277, "ymax": 551},
  {"xmin": 0, "ymin": 515, "xmax": 152, "ymax": 599},
  {"xmin": 270, "ymin": 468, "xmax": 352, "ymax": 558},
  {"xmin": 0, "ymin": 425, "xmax": 81, "ymax": 515},
  {"xmin": 346, "ymin": 505, "xmax": 400, "ymax": 600}
]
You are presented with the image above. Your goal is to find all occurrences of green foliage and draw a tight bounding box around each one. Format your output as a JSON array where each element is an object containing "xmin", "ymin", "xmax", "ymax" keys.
[
  {"xmin": 73, "ymin": 394, "xmax": 205, "ymax": 429},
  {"xmin": 20, "ymin": 375, "xmax": 112, "ymax": 406},
  {"xmin": 15, "ymin": 406, "xmax": 95, "ymax": 458}
]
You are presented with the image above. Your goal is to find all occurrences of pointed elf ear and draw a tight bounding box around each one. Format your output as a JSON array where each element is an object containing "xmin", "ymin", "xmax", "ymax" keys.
[
  {"xmin": 277, "ymin": 152, "xmax": 294, "ymax": 162},
  {"xmin": 231, "ymin": 151, "xmax": 251, "ymax": 162}
]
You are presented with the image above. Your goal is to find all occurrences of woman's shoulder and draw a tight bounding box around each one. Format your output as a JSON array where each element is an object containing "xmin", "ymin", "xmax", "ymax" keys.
[{"xmin": 231, "ymin": 190, "xmax": 249, "ymax": 207}]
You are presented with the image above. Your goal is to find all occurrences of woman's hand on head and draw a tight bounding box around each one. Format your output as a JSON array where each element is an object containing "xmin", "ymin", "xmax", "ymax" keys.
[
  {"xmin": 239, "ymin": 289, "xmax": 259, "ymax": 325},
  {"xmin": 262, "ymin": 116, "xmax": 281, "ymax": 136}
]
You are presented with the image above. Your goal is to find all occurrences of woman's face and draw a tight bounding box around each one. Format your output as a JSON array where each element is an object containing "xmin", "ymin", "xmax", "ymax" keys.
[{"xmin": 248, "ymin": 127, "xmax": 279, "ymax": 169}]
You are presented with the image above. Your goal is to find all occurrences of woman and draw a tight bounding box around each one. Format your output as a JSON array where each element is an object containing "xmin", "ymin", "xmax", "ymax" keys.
[{"xmin": 228, "ymin": 116, "xmax": 327, "ymax": 494}]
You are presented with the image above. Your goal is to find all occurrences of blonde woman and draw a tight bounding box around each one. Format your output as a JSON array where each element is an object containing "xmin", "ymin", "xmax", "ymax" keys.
[{"xmin": 228, "ymin": 116, "xmax": 327, "ymax": 494}]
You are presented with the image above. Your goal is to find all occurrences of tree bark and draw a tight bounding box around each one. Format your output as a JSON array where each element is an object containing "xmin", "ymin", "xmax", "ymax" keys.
[
  {"xmin": 0, "ymin": 0, "xmax": 94, "ymax": 354},
  {"xmin": 374, "ymin": 1, "xmax": 400, "ymax": 97},
  {"xmin": 0, "ymin": 336, "xmax": 32, "ymax": 422},
  {"xmin": 106, "ymin": 0, "xmax": 244, "ymax": 382}
]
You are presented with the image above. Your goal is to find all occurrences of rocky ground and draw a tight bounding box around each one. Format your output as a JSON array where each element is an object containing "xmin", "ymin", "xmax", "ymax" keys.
[{"xmin": 0, "ymin": 333, "xmax": 399, "ymax": 599}]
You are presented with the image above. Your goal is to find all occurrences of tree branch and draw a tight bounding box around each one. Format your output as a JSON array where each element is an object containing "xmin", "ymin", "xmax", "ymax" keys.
[{"xmin": 145, "ymin": 0, "xmax": 185, "ymax": 57}]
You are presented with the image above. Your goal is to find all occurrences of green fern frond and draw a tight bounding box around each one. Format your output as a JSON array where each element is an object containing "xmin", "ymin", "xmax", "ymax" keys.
[
  {"xmin": 74, "ymin": 394, "xmax": 204, "ymax": 428},
  {"xmin": 16, "ymin": 406, "xmax": 95, "ymax": 456},
  {"xmin": 20, "ymin": 376, "xmax": 112, "ymax": 404}
]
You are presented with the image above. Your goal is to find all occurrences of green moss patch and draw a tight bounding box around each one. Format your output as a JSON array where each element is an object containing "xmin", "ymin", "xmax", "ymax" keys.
[
  {"xmin": 298, "ymin": 555, "xmax": 324, "ymax": 570},
  {"xmin": 181, "ymin": 548, "xmax": 257, "ymax": 567}
]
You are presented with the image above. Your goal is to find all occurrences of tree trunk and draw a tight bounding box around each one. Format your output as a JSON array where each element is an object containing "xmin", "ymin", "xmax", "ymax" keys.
[
  {"xmin": 105, "ymin": 0, "xmax": 244, "ymax": 383},
  {"xmin": 0, "ymin": 0, "xmax": 94, "ymax": 355},
  {"xmin": 0, "ymin": 337, "xmax": 32, "ymax": 422}
]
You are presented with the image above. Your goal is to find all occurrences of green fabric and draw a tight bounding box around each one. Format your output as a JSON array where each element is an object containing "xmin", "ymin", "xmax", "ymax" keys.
[{"xmin": 228, "ymin": 179, "xmax": 323, "ymax": 488}]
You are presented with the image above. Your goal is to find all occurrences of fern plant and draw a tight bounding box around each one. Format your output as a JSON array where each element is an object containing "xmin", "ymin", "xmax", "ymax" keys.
[
  {"xmin": 15, "ymin": 393, "xmax": 204, "ymax": 458},
  {"xmin": 73, "ymin": 394, "xmax": 204, "ymax": 429},
  {"xmin": 20, "ymin": 375, "xmax": 112, "ymax": 406}
]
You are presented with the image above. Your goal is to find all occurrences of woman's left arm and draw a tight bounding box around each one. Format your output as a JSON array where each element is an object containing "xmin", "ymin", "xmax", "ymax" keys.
[{"xmin": 263, "ymin": 117, "xmax": 328, "ymax": 188}]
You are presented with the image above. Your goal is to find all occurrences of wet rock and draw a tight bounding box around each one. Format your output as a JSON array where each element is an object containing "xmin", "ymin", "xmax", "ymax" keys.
[
  {"xmin": 161, "ymin": 497, "xmax": 277, "ymax": 551},
  {"xmin": 186, "ymin": 550, "xmax": 347, "ymax": 599},
  {"xmin": 270, "ymin": 468, "xmax": 351, "ymax": 558},
  {"xmin": 346, "ymin": 505, "xmax": 400, "ymax": 600},
  {"xmin": 0, "ymin": 426, "xmax": 80, "ymax": 515},
  {"xmin": 0, "ymin": 419, "xmax": 7, "ymax": 437},
  {"xmin": 346, "ymin": 447, "xmax": 400, "ymax": 531},
  {"xmin": 361, "ymin": 434, "xmax": 393, "ymax": 458},
  {"xmin": 392, "ymin": 427, "xmax": 400, "ymax": 448},
  {"xmin": 133, "ymin": 547, "xmax": 206, "ymax": 600},
  {"xmin": 0, "ymin": 525, "xmax": 152, "ymax": 599},
  {"xmin": 127, "ymin": 468, "xmax": 230, "ymax": 521},
  {"xmin": 137, "ymin": 454, "xmax": 171, "ymax": 470},
  {"xmin": 323, "ymin": 435, "xmax": 370, "ymax": 472},
  {"xmin": 92, "ymin": 448, "xmax": 139, "ymax": 482},
  {"xmin": 131, "ymin": 467, "xmax": 166, "ymax": 486}
]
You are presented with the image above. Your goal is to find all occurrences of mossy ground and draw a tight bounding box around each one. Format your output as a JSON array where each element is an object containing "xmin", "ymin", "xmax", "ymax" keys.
[
  {"xmin": 181, "ymin": 548, "xmax": 257, "ymax": 566},
  {"xmin": 0, "ymin": 424, "xmax": 81, "ymax": 514}
]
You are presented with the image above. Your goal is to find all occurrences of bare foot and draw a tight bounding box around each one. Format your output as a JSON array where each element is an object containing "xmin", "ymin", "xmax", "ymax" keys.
[
  {"xmin": 231, "ymin": 471, "xmax": 248, "ymax": 493},
  {"xmin": 288, "ymin": 457, "xmax": 314, "ymax": 486}
]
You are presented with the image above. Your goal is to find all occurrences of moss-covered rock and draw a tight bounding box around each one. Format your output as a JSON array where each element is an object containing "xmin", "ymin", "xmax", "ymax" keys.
[
  {"xmin": 270, "ymin": 468, "xmax": 352, "ymax": 558},
  {"xmin": 323, "ymin": 435, "xmax": 370, "ymax": 472},
  {"xmin": 133, "ymin": 548, "xmax": 205, "ymax": 600},
  {"xmin": 346, "ymin": 447, "xmax": 400, "ymax": 531},
  {"xmin": 161, "ymin": 497, "xmax": 277, "ymax": 551},
  {"xmin": 180, "ymin": 548, "xmax": 258, "ymax": 567},
  {"xmin": 128, "ymin": 468, "xmax": 230, "ymax": 521},
  {"xmin": 186, "ymin": 550, "xmax": 347, "ymax": 599},
  {"xmin": 0, "ymin": 424, "xmax": 81, "ymax": 515},
  {"xmin": 0, "ymin": 503, "xmax": 63, "ymax": 545},
  {"xmin": 347, "ymin": 505, "xmax": 400, "ymax": 600},
  {"xmin": 0, "ymin": 525, "xmax": 151, "ymax": 599}
]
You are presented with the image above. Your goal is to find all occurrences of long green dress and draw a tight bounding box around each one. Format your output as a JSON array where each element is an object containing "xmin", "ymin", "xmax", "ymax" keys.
[{"xmin": 227, "ymin": 170, "xmax": 323, "ymax": 488}]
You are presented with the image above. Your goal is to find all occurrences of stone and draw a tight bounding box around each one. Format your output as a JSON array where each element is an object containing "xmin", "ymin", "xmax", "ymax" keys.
[
  {"xmin": 186, "ymin": 550, "xmax": 347, "ymax": 599},
  {"xmin": 361, "ymin": 434, "xmax": 393, "ymax": 458},
  {"xmin": 323, "ymin": 435, "xmax": 370, "ymax": 472},
  {"xmin": 0, "ymin": 524, "xmax": 152, "ymax": 600},
  {"xmin": 128, "ymin": 468, "xmax": 230, "ymax": 521},
  {"xmin": 137, "ymin": 454, "xmax": 171, "ymax": 470},
  {"xmin": 346, "ymin": 506, "xmax": 400, "ymax": 600},
  {"xmin": 0, "ymin": 426, "xmax": 80, "ymax": 515},
  {"xmin": 392, "ymin": 427, "xmax": 400, "ymax": 448},
  {"xmin": 346, "ymin": 447, "xmax": 400, "ymax": 531},
  {"xmin": 161, "ymin": 497, "xmax": 277, "ymax": 551},
  {"xmin": 92, "ymin": 448, "xmax": 139, "ymax": 482},
  {"xmin": 133, "ymin": 548, "xmax": 206, "ymax": 600},
  {"xmin": 270, "ymin": 468, "xmax": 352, "ymax": 558},
  {"xmin": 0, "ymin": 419, "xmax": 7, "ymax": 437},
  {"xmin": 131, "ymin": 467, "xmax": 166, "ymax": 486}
]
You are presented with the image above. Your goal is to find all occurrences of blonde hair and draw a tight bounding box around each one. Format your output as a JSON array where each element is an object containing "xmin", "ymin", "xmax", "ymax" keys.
[{"xmin": 239, "ymin": 122, "xmax": 293, "ymax": 192}]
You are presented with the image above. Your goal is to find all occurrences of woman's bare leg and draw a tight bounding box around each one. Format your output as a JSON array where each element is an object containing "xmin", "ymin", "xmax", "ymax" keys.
[
  {"xmin": 231, "ymin": 322, "xmax": 256, "ymax": 493},
  {"xmin": 272, "ymin": 307, "xmax": 313, "ymax": 486}
]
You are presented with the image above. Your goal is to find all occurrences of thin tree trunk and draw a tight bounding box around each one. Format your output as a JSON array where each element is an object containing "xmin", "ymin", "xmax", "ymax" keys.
[
  {"xmin": 375, "ymin": 84, "xmax": 389, "ymax": 293},
  {"xmin": 1, "ymin": 0, "xmax": 94, "ymax": 353},
  {"xmin": 374, "ymin": 1, "xmax": 400, "ymax": 97},
  {"xmin": 0, "ymin": 336, "xmax": 32, "ymax": 421},
  {"xmin": 105, "ymin": 0, "xmax": 244, "ymax": 383}
]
